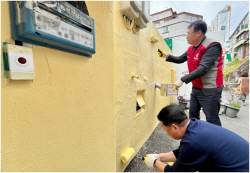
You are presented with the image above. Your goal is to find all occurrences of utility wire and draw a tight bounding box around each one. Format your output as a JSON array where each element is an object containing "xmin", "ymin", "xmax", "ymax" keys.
[
  {"xmin": 215, "ymin": 2, "xmax": 246, "ymax": 28},
  {"xmin": 222, "ymin": 2, "xmax": 248, "ymax": 26},
  {"xmin": 213, "ymin": 2, "xmax": 248, "ymax": 36},
  {"xmin": 227, "ymin": 3, "xmax": 248, "ymax": 26},
  {"xmin": 230, "ymin": 5, "xmax": 249, "ymax": 26},
  {"xmin": 169, "ymin": 1, "xmax": 179, "ymax": 13},
  {"xmin": 230, "ymin": 10, "xmax": 249, "ymax": 36},
  {"xmin": 216, "ymin": 1, "xmax": 232, "ymax": 27},
  {"xmin": 218, "ymin": 5, "xmax": 247, "ymax": 37}
]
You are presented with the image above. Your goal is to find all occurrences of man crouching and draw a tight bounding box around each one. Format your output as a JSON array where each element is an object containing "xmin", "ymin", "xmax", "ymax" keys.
[{"xmin": 143, "ymin": 104, "xmax": 249, "ymax": 172}]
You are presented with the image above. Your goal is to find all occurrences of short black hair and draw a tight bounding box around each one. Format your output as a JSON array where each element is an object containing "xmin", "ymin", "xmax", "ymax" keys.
[
  {"xmin": 157, "ymin": 104, "xmax": 188, "ymax": 127},
  {"xmin": 241, "ymin": 72, "xmax": 249, "ymax": 77},
  {"xmin": 188, "ymin": 20, "xmax": 207, "ymax": 34}
]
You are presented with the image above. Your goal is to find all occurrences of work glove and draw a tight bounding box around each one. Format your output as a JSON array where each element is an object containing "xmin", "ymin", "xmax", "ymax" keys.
[
  {"xmin": 158, "ymin": 49, "xmax": 169, "ymax": 59},
  {"xmin": 143, "ymin": 154, "xmax": 160, "ymax": 169},
  {"xmin": 174, "ymin": 79, "xmax": 183, "ymax": 89}
]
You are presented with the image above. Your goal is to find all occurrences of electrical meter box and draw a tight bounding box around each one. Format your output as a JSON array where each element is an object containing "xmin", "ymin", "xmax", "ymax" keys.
[
  {"xmin": 10, "ymin": 1, "xmax": 96, "ymax": 57},
  {"xmin": 120, "ymin": 1, "xmax": 142, "ymax": 20}
]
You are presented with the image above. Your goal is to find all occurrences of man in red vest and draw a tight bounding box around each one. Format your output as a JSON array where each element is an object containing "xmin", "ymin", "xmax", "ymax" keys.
[{"xmin": 158, "ymin": 20, "xmax": 223, "ymax": 126}]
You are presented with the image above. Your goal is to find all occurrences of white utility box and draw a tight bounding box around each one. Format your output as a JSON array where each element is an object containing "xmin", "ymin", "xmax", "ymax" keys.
[
  {"xmin": 120, "ymin": 1, "xmax": 150, "ymax": 29},
  {"xmin": 120, "ymin": 1, "xmax": 142, "ymax": 20}
]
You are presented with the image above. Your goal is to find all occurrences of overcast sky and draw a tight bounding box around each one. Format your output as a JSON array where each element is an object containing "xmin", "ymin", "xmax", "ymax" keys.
[{"xmin": 150, "ymin": 1, "xmax": 249, "ymax": 36}]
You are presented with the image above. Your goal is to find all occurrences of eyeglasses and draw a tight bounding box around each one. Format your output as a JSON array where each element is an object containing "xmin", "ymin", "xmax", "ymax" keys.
[{"xmin": 187, "ymin": 32, "xmax": 197, "ymax": 36}]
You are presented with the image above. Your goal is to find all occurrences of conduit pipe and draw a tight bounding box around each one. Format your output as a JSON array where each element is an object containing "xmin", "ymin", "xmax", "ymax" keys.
[{"xmin": 171, "ymin": 68, "xmax": 176, "ymax": 103}]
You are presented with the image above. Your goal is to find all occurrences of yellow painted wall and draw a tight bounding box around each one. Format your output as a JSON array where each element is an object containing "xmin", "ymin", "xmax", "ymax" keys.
[
  {"xmin": 1, "ymin": 1, "xmax": 173, "ymax": 172},
  {"xmin": 114, "ymin": 1, "xmax": 172, "ymax": 172},
  {"xmin": 1, "ymin": 1, "xmax": 116, "ymax": 172}
]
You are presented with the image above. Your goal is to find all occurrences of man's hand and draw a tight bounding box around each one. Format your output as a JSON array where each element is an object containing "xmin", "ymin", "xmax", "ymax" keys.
[
  {"xmin": 143, "ymin": 154, "xmax": 160, "ymax": 169},
  {"xmin": 158, "ymin": 49, "xmax": 169, "ymax": 59},
  {"xmin": 174, "ymin": 79, "xmax": 183, "ymax": 89}
]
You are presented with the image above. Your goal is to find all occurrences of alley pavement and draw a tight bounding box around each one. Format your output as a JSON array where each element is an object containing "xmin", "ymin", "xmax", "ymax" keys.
[{"xmin": 124, "ymin": 91, "xmax": 249, "ymax": 172}]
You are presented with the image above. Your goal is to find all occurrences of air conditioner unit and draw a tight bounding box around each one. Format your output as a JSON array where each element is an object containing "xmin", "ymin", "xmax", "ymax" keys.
[
  {"xmin": 120, "ymin": 1, "xmax": 150, "ymax": 29},
  {"xmin": 136, "ymin": 13, "xmax": 148, "ymax": 29},
  {"xmin": 120, "ymin": 1, "xmax": 141, "ymax": 20},
  {"xmin": 142, "ymin": 1, "xmax": 150, "ymax": 23},
  {"xmin": 131, "ymin": 1, "xmax": 142, "ymax": 12},
  {"xmin": 135, "ymin": 1, "xmax": 150, "ymax": 29}
]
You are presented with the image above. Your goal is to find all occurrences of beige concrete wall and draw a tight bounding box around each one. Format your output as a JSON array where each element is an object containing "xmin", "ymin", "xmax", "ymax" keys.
[
  {"xmin": 114, "ymin": 2, "xmax": 172, "ymax": 172},
  {"xmin": 1, "ymin": 1, "xmax": 116, "ymax": 172},
  {"xmin": 1, "ymin": 1, "xmax": 173, "ymax": 172}
]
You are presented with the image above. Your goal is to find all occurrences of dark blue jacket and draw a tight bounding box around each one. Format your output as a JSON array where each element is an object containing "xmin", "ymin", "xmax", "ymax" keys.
[{"xmin": 164, "ymin": 118, "xmax": 249, "ymax": 172}]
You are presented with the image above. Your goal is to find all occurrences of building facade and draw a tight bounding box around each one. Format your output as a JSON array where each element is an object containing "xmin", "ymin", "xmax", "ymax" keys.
[
  {"xmin": 226, "ymin": 12, "xmax": 249, "ymax": 61},
  {"xmin": 210, "ymin": 6, "xmax": 231, "ymax": 41},
  {"xmin": 150, "ymin": 8, "xmax": 203, "ymax": 40}
]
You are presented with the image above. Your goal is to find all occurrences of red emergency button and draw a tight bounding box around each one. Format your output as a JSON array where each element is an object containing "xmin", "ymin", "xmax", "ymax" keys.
[{"xmin": 18, "ymin": 57, "xmax": 27, "ymax": 64}]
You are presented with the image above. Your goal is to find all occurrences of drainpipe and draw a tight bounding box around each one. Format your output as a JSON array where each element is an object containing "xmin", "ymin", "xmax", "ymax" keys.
[{"xmin": 171, "ymin": 68, "xmax": 176, "ymax": 103}]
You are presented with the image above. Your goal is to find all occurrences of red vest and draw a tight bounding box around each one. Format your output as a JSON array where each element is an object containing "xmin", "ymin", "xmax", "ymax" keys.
[{"xmin": 187, "ymin": 37, "xmax": 223, "ymax": 88}]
